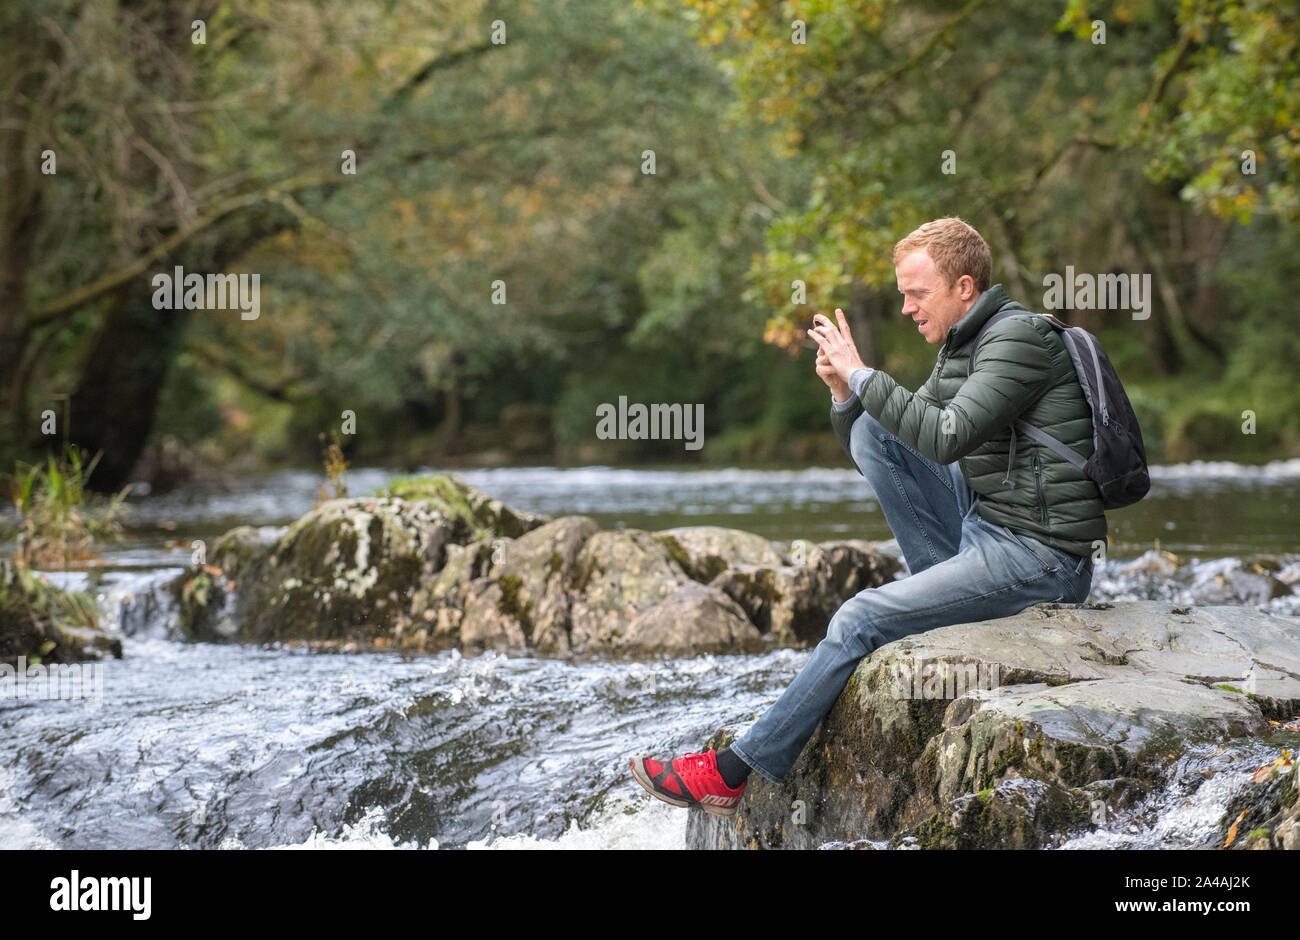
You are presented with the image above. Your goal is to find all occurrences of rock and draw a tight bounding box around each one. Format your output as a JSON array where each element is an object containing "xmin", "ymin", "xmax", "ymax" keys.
[
  {"xmin": 377, "ymin": 474, "xmax": 550, "ymax": 540},
  {"xmin": 502, "ymin": 516, "xmax": 601, "ymax": 654},
  {"xmin": 619, "ymin": 581, "xmax": 763, "ymax": 655},
  {"xmin": 238, "ymin": 496, "xmax": 460, "ymax": 643},
  {"xmin": 0, "ymin": 560, "xmax": 122, "ymax": 664},
  {"xmin": 451, "ymin": 516, "xmax": 600, "ymax": 654},
  {"xmin": 208, "ymin": 526, "xmax": 281, "ymax": 581},
  {"xmin": 1188, "ymin": 557, "xmax": 1292, "ymax": 606},
  {"xmin": 151, "ymin": 486, "xmax": 903, "ymax": 655},
  {"xmin": 687, "ymin": 602, "xmax": 1300, "ymax": 849},
  {"xmin": 1218, "ymin": 746, "xmax": 1300, "ymax": 850},
  {"xmin": 893, "ymin": 777, "xmax": 1090, "ymax": 850},
  {"xmin": 160, "ymin": 475, "xmax": 553, "ymax": 648},
  {"xmin": 711, "ymin": 540, "xmax": 902, "ymax": 647},
  {"xmin": 414, "ymin": 539, "xmax": 498, "ymax": 650},
  {"xmin": 653, "ymin": 527, "xmax": 786, "ymax": 583},
  {"xmin": 458, "ymin": 578, "xmax": 528, "ymax": 651},
  {"xmin": 712, "ymin": 563, "xmax": 829, "ymax": 647},
  {"xmin": 1117, "ymin": 548, "xmax": 1180, "ymax": 578},
  {"xmin": 172, "ymin": 567, "xmax": 239, "ymax": 642},
  {"xmin": 818, "ymin": 540, "xmax": 902, "ymax": 596},
  {"xmin": 567, "ymin": 530, "xmax": 693, "ymax": 652}
]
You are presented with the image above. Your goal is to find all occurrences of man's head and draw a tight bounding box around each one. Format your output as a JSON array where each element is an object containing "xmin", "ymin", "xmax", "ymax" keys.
[{"xmin": 893, "ymin": 217, "xmax": 991, "ymax": 344}]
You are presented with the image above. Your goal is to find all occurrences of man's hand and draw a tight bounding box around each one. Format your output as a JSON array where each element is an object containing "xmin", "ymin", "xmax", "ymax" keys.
[
  {"xmin": 816, "ymin": 348, "xmax": 851, "ymax": 402},
  {"xmin": 809, "ymin": 309, "xmax": 867, "ymax": 387}
]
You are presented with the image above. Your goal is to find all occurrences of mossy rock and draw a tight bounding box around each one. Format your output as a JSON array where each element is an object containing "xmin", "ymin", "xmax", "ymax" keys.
[
  {"xmin": 377, "ymin": 474, "xmax": 549, "ymax": 540},
  {"xmin": 567, "ymin": 530, "xmax": 692, "ymax": 652},
  {"xmin": 687, "ymin": 602, "xmax": 1300, "ymax": 850},
  {"xmin": 182, "ymin": 497, "xmax": 460, "ymax": 645},
  {"xmin": 1219, "ymin": 756, "xmax": 1300, "ymax": 850},
  {"xmin": 209, "ymin": 526, "xmax": 278, "ymax": 581},
  {"xmin": 0, "ymin": 560, "xmax": 120, "ymax": 663},
  {"xmin": 892, "ymin": 778, "xmax": 1091, "ymax": 849},
  {"xmin": 653, "ymin": 527, "xmax": 784, "ymax": 583},
  {"xmin": 172, "ymin": 567, "xmax": 239, "ymax": 642}
]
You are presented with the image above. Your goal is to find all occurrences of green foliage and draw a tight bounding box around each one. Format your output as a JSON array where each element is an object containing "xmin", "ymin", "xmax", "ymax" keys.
[
  {"xmin": 0, "ymin": 558, "xmax": 102, "ymax": 639},
  {"xmin": 1130, "ymin": 0, "xmax": 1300, "ymax": 222},
  {"xmin": 6, "ymin": 444, "xmax": 130, "ymax": 568},
  {"xmin": 5, "ymin": 0, "xmax": 1298, "ymax": 477}
]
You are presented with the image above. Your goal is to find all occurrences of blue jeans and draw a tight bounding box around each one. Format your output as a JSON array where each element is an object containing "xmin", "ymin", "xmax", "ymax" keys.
[{"xmin": 729, "ymin": 408, "xmax": 1093, "ymax": 784}]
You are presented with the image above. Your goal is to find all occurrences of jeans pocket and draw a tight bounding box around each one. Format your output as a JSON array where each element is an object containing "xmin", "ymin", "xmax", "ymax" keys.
[{"xmin": 1004, "ymin": 526, "xmax": 1065, "ymax": 573}]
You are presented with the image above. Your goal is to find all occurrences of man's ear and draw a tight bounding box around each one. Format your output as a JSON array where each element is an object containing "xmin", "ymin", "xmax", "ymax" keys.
[{"xmin": 958, "ymin": 275, "xmax": 975, "ymax": 301}]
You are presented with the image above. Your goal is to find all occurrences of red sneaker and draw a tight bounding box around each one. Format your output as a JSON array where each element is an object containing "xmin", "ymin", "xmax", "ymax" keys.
[{"xmin": 628, "ymin": 749, "xmax": 746, "ymax": 817}]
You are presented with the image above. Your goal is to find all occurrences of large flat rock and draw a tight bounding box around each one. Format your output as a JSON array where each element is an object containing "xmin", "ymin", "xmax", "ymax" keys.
[{"xmin": 688, "ymin": 601, "xmax": 1300, "ymax": 849}]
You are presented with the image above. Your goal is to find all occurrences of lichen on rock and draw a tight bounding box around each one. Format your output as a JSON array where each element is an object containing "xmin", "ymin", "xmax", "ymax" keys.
[{"xmin": 139, "ymin": 475, "xmax": 907, "ymax": 658}]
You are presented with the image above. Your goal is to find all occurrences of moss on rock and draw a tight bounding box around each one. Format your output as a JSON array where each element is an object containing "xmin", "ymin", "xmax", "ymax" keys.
[{"xmin": 0, "ymin": 560, "xmax": 121, "ymax": 663}]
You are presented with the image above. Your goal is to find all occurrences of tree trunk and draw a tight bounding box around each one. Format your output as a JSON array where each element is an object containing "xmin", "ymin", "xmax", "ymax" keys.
[
  {"xmin": 72, "ymin": 198, "xmax": 324, "ymax": 491},
  {"xmin": 0, "ymin": 14, "xmax": 53, "ymax": 455},
  {"xmin": 847, "ymin": 279, "xmax": 879, "ymax": 368}
]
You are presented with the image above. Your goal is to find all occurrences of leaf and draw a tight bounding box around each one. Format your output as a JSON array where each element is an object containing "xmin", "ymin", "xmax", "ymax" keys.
[{"xmin": 1223, "ymin": 809, "xmax": 1247, "ymax": 847}]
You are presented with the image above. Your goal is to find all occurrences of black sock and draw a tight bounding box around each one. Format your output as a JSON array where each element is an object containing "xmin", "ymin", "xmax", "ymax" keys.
[{"xmin": 715, "ymin": 747, "xmax": 752, "ymax": 788}]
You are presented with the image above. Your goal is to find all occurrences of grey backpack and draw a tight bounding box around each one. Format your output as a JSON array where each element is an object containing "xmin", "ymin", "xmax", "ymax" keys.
[{"xmin": 968, "ymin": 307, "xmax": 1150, "ymax": 510}]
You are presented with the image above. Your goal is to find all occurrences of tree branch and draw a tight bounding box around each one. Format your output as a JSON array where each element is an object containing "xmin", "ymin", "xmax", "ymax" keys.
[
  {"xmin": 852, "ymin": 0, "xmax": 987, "ymax": 97},
  {"xmin": 29, "ymin": 170, "xmax": 335, "ymax": 325}
]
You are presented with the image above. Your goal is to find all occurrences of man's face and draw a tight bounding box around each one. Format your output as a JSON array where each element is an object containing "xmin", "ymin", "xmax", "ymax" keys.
[{"xmin": 895, "ymin": 251, "xmax": 977, "ymax": 344}]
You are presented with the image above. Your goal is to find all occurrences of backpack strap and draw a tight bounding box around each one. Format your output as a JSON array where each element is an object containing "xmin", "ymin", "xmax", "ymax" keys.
[
  {"xmin": 1013, "ymin": 420, "xmax": 1088, "ymax": 471},
  {"xmin": 966, "ymin": 306, "xmax": 1089, "ymax": 471}
]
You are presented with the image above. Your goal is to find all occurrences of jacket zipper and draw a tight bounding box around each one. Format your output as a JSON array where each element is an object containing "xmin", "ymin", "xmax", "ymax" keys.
[{"xmin": 1033, "ymin": 454, "xmax": 1047, "ymax": 525}]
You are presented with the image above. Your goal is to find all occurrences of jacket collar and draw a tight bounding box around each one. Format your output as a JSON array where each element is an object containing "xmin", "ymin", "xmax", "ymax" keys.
[{"xmin": 945, "ymin": 283, "xmax": 1015, "ymax": 348}]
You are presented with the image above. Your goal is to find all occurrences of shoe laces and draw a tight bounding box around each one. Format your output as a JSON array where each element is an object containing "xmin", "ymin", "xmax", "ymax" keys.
[{"xmin": 678, "ymin": 750, "xmax": 715, "ymax": 779}]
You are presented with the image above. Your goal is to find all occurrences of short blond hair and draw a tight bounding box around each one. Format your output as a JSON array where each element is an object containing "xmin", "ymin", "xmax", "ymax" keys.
[{"xmin": 893, "ymin": 217, "xmax": 991, "ymax": 293}]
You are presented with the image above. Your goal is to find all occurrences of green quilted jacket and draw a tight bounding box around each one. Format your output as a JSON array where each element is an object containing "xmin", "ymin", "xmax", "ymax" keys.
[{"xmin": 830, "ymin": 283, "xmax": 1106, "ymax": 559}]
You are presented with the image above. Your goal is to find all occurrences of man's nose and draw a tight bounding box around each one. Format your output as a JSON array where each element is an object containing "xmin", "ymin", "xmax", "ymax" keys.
[{"xmin": 901, "ymin": 297, "xmax": 917, "ymax": 316}]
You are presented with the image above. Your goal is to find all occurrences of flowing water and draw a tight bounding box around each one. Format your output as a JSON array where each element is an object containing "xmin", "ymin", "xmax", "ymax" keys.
[{"xmin": 2, "ymin": 462, "xmax": 1298, "ymax": 849}]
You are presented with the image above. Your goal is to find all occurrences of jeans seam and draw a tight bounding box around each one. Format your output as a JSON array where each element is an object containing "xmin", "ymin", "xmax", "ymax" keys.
[
  {"xmin": 742, "ymin": 634, "xmax": 866, "ymax": 780},
  {"xmin": 885, "ymin": 461, "xmax": 940, "ymax": 567}
]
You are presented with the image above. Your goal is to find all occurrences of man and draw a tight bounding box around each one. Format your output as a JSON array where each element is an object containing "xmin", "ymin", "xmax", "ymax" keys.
[{"xmin": 629, "ymin": 217, "xmax": 1103, "ymax": 816}]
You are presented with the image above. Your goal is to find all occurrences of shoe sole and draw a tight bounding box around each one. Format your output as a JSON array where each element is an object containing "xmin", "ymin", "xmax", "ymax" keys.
[{"xmin": 628, "ymin": 757, "xmax": 740, "ymax": 818}]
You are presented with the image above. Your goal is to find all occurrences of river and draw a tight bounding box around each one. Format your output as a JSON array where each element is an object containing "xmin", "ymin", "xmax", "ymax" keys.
[{"xmin": 2, "ymin": 461, "xmax": 1298, "ymax": 849}]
